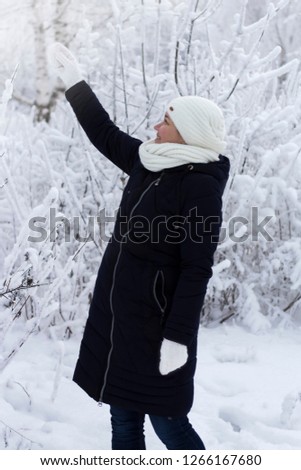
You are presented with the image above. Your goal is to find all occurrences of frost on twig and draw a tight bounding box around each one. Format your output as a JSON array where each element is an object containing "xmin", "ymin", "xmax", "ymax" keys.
[
  {"xmin": 0, "ymin": 65, "xmax": 17, "ymax": 130},
  {"xmin": 0, "ymin": 418, "xmax": 42, "ymax": 449}
]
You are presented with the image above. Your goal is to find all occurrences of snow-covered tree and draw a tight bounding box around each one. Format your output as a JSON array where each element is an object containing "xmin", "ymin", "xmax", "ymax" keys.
[{"xmin": 1, "ymin": 0, "xmax": 301, "ymax": 370}]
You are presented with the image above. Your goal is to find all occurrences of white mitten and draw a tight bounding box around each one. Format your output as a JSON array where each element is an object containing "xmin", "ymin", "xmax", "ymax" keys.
[
  {"xmin": 159, "ymin": 338, "xmax": 188, "ymax": 375},
  {"xmin": 47, "ymin": 42, "xmax": 83, "ymax": 90}
]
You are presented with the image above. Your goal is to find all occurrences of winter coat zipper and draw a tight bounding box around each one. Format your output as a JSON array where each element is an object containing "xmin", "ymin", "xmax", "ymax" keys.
[{"xmin": 98, "ymin": 173, "xmax": 164, "ymax": 405}]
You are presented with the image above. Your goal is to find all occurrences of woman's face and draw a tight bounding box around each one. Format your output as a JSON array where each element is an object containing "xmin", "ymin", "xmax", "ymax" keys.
[{"xmin": 154, "ymin": 113, "xmax": 185, "ymax": 144}]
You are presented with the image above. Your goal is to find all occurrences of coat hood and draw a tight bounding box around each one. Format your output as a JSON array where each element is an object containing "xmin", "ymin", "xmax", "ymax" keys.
[
  {"xmin": 193, "ymin": 154, "xmax": 230, "ymax": 182},
  {"xmin": 163, "ymin": 154, "xmax": 230, "ymax": 192}
]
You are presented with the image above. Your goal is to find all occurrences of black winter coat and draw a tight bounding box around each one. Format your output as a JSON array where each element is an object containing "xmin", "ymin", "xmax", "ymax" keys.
[{"xmin": 66, "ymin": 81, "xmax": 230, "ymax": 417}]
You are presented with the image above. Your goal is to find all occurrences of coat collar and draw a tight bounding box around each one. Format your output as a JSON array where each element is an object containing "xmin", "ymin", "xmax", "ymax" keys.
[{"xmin": 158, "ymin": 154, "xmax": 230, "ymax": 181}]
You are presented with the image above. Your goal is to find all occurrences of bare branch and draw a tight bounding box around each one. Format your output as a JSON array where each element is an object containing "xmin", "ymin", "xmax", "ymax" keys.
[
  {"xmin": 0, "ymin": 419, "xmax": 42, "ymax": 448},
  {"xmin": 0, "ymin": 283, "xmax": 51, "ymax": 298}
]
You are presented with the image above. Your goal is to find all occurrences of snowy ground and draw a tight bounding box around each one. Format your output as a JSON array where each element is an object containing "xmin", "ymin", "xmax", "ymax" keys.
[{"xmin": 1, "ymin": 323, "xmax": 301, "ymax": 450}]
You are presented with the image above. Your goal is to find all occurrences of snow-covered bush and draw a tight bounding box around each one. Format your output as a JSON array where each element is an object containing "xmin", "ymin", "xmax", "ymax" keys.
[
  {"xmin": 1, "ymin": 0, "xmax": 301, "ymax": 369},
  {"xmin": 79, "ymin": 0, "xmax": 301, "ymax": 330}
]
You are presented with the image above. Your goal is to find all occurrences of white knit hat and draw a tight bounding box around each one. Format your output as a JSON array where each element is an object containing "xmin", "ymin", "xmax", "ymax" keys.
[{"xmin": 167, "ymin": 96, "xmax": 226, "ymax": 154}]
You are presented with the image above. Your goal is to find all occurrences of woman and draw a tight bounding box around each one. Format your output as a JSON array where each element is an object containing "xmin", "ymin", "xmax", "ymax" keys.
[{"xmin": 48, "ymin": 43, "xmax": 230, "ymax": 450}]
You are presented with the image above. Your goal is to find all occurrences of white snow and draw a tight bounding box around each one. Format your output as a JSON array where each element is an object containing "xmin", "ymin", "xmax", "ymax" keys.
[
  {"xmin": 0, "ymin": 0, "xmax": 301, "ymax": 454},
  {"xmin": 0, "ymin": 323, "xmax": 300, "ymax": 450}
]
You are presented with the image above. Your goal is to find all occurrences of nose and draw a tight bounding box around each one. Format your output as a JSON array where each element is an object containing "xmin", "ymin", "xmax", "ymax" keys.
[{"xmin": 154, "ymin": 121, "xmax": 162, "ymax": 131}]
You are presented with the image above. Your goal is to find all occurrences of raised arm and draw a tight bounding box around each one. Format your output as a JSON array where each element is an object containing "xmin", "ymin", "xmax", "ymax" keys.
[
  {"xmin": 65, "ymin": 82, "xmax": 142, "ymax": 174},
  {"xmin": 48, "ymin": 43, "xmax": 142, "ymax": 174}
]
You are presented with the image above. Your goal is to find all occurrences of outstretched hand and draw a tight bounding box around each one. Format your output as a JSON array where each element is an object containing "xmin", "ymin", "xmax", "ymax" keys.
[{"xmin": 47, "ymin": 42, "xmax": 83, "ymax": 90}]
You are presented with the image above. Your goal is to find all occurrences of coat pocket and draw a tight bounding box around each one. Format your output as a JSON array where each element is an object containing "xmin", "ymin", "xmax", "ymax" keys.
[{"xmin": 153, "ymin": 270, "xmax": 167, "ymax": 318}]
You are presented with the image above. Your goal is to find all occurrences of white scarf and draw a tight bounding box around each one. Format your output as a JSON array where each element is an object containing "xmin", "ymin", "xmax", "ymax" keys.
[{"xmin": 139, "ymin": 139, "xmax": 220, "ymax": 172}]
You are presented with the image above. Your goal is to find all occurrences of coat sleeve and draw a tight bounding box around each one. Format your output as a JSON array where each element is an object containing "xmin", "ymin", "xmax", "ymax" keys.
[
  {"xmin": 65, "ymin": 81, "xmax": 142, "ymax": 175},
  {"xmin": 163, "ymin": 173, "xmax": 223, "ymax": 347}
]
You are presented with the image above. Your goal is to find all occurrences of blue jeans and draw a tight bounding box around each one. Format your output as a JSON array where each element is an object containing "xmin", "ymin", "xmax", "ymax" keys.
[{"xmin": 110, "ymin": 405, "xmax": 206, "ymax": 450}]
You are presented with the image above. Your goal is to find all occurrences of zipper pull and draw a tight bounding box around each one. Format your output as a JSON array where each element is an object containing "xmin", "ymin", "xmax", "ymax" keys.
[
  {"xmin": 155, "ymin": 170, "xmax": 164, "ymax": 186},
  {"xmin": 97, "ymin": 401, "xmax": 103, "ymax": 407}
]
